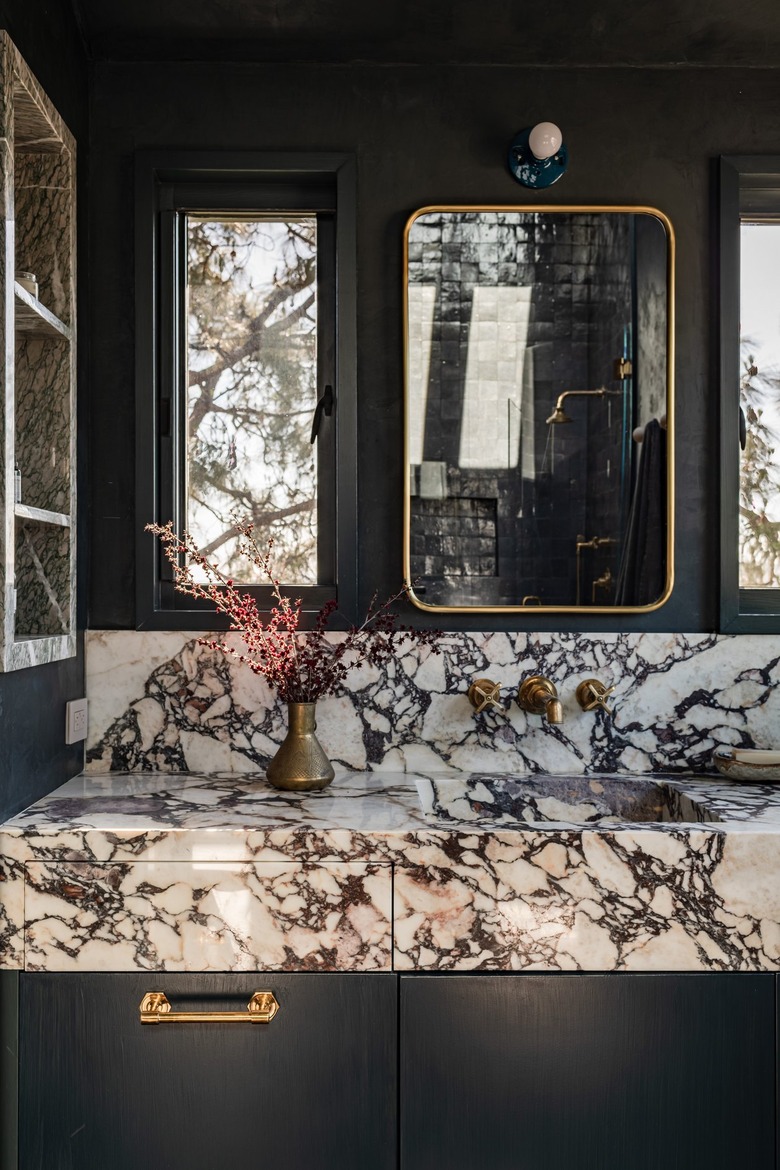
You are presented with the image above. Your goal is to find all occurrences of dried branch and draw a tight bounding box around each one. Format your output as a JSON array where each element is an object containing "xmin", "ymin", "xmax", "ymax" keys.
[{"xmin": 146, "ymin": 519, "xmax": 441, "ymax": 703}]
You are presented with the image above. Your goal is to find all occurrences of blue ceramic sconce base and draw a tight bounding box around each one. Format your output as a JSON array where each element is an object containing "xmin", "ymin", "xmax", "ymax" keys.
[{"xmin": 508, "ymin": 128, "xmax": 568, "ymax": 189}]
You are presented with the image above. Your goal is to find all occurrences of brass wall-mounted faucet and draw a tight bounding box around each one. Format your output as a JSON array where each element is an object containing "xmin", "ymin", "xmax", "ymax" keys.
[
  {"xmin": 467, "ymin": 677, "xmax": 507, "ymax": 714},
  {"xmin": 517, "ymin": 675, "xmax": 564, "ymax": 724},
  {"xmin": 576, "ymin": 678, "xmax": 615, "ymax": 716}
]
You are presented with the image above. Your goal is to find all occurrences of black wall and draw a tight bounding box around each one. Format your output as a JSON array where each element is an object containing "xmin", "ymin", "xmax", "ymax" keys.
[
  {"xmin": 88, "ymin": 60, "xmax": 777, "ymax": 634},
  {"xmin": 0, "ymin": 1, "xmax": 88, "ymax": 819}
]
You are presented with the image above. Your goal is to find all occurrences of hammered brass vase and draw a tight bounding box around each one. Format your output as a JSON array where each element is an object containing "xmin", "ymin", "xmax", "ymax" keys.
[{"xmin": 266, "ymin": 702, "xmax": 335, "ymax": 791}]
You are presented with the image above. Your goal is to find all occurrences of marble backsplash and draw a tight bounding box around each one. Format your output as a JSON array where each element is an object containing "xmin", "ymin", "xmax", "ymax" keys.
[{"xmin": 85, "ymin": 630, "xmax": 780, "ymax": 776}]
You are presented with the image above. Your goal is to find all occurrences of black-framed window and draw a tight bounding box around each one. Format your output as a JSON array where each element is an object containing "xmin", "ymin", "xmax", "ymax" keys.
[
  {"xmin": 135, "ymin": 152, "xmax": 357, "ymax": 630},
  {"xmin": 720, "ymin": 157, "xmax": 780, "ymax": 631}
]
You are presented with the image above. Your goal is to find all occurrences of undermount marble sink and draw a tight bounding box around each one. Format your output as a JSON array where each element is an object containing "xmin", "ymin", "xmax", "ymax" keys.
[{"xmin": 416, "ymin": 774, "xmax": 724, "ymax": 827}]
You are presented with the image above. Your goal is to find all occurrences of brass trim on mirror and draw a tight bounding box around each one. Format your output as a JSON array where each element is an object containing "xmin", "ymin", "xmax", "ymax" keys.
[{"xmin": 402, "ymin": 204, "xmax": 675, "ymax": 614}]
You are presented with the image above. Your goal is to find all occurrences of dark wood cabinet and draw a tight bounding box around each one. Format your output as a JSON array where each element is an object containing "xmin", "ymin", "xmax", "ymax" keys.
[
  {"xmin": 17, "ymin": 973, "xmax": 396, "ymax": 1170},
  {"xmin": 8, "ymin": 971, "xmax": 778, "ymax": 1170},
  {"xmin": 400, "ymin": 974, "xmax": 776, "ymax": 1170}
]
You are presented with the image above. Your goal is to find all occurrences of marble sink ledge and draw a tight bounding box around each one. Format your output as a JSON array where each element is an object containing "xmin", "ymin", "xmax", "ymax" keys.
[{"xmin": 1, "ymin": 769, "xmax": 780, "ymax": 975}]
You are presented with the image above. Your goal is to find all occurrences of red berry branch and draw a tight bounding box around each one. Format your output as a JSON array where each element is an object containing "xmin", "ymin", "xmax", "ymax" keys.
[{"xmin": 146, "ymin": 519, "xmax": 441, "ymax": 703}]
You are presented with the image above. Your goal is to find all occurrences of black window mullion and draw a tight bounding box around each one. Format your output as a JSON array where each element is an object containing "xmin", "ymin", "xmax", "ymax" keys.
[
  {"xmin": 316, "ymin": 211, "xmax": 337, "ymax": 588},
  {"xmin": 156, "ymin": 208, "xmax": 177, "ymax": 594},
  {"xmin": 174, "ymin": 211, "xmax": 189, "ymax": 541}
]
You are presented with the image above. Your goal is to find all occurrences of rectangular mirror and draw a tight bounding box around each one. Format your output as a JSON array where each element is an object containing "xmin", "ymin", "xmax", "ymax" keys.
[{"xmin": 403, "ymin": 205, "xmax": 675, "ymax": 613}]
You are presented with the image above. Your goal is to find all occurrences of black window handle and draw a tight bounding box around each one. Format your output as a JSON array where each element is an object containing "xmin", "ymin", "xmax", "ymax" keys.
[{"xmin": 310, "ymin": 385, "xmax": 334, "ymax": 443}]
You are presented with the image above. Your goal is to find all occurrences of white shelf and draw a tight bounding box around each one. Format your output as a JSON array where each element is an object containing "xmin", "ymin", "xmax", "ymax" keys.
[
  {"xmin": 14, "ymin": 503, "xmax": 71, "ymax": 527},
  {"xmin": 14, "ymin": 282, "xmax": 71, "ymax": 340}
]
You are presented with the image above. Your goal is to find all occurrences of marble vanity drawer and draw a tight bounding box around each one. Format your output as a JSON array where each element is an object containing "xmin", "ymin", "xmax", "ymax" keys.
[
  {"xmin": 392, "ymin": 833, "xmax": 780, "ymax": 973},
  {"xmin": 0, "ymin": 847, "xmax": 25, "ymax": 969},
  {"xmin": 23, "ymin": 860, "xmax": 392, "ymax": 973}
]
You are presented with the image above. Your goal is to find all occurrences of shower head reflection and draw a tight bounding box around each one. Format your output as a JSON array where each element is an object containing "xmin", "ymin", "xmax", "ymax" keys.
[
  {"xmin": 546, "ymin": 386, "xmax": 614, "ymax": 426},
  {"xmin": 546, "ymin": 405, "xmax": 573, "ymax": 425}
]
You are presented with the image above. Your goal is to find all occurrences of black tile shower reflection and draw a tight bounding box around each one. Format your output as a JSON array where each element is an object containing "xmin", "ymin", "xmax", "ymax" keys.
[{"xmin": 408, "ymin": 212, "xmax": 665, "ymax": 608}]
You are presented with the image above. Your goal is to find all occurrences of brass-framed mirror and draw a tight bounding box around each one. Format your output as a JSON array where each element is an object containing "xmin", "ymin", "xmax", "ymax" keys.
[{"xmin": 403, "ymin": 205, "xmax": 675, "ymax": 613}]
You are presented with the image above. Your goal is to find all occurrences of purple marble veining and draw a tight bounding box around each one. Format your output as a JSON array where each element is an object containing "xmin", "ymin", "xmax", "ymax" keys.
[
  {"xmin": 85, "ymin": 630, "xmax": 780, "ymax": 776},
  {"xmin": 1, "ymin": 770, "xmax": 780, "ymax": 974}
]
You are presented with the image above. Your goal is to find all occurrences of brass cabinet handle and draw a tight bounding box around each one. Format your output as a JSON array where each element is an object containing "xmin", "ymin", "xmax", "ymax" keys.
[{"xmin": 139, "ymin": 991, "xmax": 280, "ymax": 1025}]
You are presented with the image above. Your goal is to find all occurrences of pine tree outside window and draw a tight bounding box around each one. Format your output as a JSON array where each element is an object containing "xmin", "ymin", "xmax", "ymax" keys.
[
  {"xmin": 720, "ymin": 156, "xmax": 780, "ymax": 631},
  {"xmin": 135, "ymin": 153, "xmax": 357, "ymax": 630}
]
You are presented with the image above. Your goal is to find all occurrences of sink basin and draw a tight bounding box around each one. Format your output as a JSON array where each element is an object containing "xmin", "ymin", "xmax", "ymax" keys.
[{"xmin": 416, "ymin": 774, "xmax": 722, "ymax": 826}]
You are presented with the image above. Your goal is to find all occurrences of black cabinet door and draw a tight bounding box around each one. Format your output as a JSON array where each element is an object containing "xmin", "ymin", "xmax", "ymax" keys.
[
  {"xmin": 19, "ymin": 973, "xmax": 396, "ymax": 1170},
  {"xmin": 401, "ymin": 974, "xmax": 775, "ymax": 1170}
]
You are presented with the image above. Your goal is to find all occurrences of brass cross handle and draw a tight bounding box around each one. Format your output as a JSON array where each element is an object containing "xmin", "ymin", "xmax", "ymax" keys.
[
  {"xmin": 576, "ymin": 678, "xmax": 615, "ymax": 716},
  {"xmin": 467, "ymin": 677, "xmax": 506, "ymax": 714}
]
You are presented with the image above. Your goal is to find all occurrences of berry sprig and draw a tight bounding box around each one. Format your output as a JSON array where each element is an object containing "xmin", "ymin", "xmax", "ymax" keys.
[{"xmin": 146, "ymin": 519, "xmax": 440, "ymax": 702}]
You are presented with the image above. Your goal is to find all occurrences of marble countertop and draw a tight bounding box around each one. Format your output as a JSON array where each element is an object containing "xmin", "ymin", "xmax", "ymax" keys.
[
  {"xmin": 2, "ymin": 770, "xmax": 780, "ymax": 973},
  {"xmin": 4, "ymin": 768, "xmax": 780, "ymax": 843}
]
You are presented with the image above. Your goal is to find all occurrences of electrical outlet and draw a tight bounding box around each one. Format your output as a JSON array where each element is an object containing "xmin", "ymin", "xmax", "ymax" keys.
[{"xmin": 66, "ymin": 698, "xmax": 89, "ymax": 745}]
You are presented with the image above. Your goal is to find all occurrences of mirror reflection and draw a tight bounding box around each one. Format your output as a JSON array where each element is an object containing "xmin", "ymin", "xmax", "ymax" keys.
[{"xmin": 404, "ymin": 207, "xmax": 674, "ymax": 611}]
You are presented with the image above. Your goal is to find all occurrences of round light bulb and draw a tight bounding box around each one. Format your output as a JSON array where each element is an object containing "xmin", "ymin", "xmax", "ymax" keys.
[{"xmin": 528, "ymin": 122, "xmax": 563, "ymax": 161}]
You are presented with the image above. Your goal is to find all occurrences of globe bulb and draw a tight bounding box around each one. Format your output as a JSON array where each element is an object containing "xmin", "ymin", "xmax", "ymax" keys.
[{"xmin": 528, "ymin": 122, "xmax": 563, "ymax": 161}]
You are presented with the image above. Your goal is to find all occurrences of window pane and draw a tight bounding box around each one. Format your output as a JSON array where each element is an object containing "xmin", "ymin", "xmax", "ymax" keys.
[
  {"xmin": 739, "ymin": 222, "xmax": 780, "ymax": 588},
  {"xmin": 186, "ymin": 216, "xmax": 318, "ymax": 584}
]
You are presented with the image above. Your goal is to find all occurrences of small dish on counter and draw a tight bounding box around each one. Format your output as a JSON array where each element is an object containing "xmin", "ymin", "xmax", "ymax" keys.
[{"xmin": 712, "ymin": 748, "xmax": 780, "ymax": 782}]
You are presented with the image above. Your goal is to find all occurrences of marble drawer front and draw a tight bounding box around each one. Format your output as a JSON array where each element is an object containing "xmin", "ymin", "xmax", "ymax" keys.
[
  {"xmin": 392, "ymin": 832, "xmax": 780, "ymax": 973},
  {"xmin": 23, "ymin": 861, "xmax": 392, "ymax": 973},
  {"xmin": 0, "ymin": 849, "xmax": 24, "ymax": 968}
]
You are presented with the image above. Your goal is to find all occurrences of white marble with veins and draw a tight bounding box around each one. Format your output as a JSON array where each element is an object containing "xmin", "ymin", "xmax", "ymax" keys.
[
  {"xmin": 23, "ymin": 859, "xmax": 392, "ymax": 973},
  {"xmin": 85, "ymin": 630, "xmax": 780, "ymax": 776},
  {"xmin": 2, "ymin": 769, "xmax": 780, "ymax": 973}
]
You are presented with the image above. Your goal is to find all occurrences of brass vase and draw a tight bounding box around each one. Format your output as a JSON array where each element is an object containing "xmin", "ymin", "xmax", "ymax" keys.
[{"xmin": 266, "ymin": 702, "xmax": 335, "ymax": 791}]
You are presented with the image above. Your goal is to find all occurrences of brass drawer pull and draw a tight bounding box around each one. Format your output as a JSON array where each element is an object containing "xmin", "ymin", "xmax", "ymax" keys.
[{"xmin": 139, "ymin": 991, "xmax": 279, "ymax": 1025}]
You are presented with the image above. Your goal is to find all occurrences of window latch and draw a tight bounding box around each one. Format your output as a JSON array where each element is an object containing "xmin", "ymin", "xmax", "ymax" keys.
[{"xmin": 310, "ymin": 384, "xmax": 334, "ymax": 443}]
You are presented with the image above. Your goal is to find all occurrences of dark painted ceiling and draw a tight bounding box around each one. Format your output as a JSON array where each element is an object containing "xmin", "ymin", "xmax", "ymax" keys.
[{"xmin": 70, "ymin": 0, "xmax": 780, "ymax": 66}]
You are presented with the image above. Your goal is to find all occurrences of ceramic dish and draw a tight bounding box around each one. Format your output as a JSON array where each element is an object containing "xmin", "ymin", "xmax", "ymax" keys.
[{"xmin": 712, "ymin": 748, "xmax": 780, "ymax": 783}]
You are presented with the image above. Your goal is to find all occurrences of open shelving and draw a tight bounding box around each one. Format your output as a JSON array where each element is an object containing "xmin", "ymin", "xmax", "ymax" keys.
[
  {"xmin": 14, "ymin": 282, "xmax": 72, "ymax": 341},
  {"xmin": 0, "ymin": 34, "xmax": 76, "ymax": 670}
]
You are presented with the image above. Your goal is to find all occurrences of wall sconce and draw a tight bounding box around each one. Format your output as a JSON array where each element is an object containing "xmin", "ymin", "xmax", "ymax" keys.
[{"xmin": 507, "ymin": 121, "xmax": 568, "ymax": 189}]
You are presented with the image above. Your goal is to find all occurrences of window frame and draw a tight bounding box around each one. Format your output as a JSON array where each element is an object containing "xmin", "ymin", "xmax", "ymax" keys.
[
  {"xmin": 135, "ymin": 151, "xmax": 357, "ymax": 630},
  {"xmin": 719, "ymin": 156, "xmax": 780, "ymax": 631}
]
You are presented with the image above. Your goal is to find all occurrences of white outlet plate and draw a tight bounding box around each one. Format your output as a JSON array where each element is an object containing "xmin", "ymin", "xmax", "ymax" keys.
[{"xmin": 66, "ymin": 698, "xmax": 89, "ymax": 745}]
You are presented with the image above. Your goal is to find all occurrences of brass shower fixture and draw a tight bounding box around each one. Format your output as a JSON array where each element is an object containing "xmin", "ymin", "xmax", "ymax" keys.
[
  {"xmin": 575, "ymin": 535, "xmax": 617, "ymax": 606},
  {"xmin": 591, "ymin": 567, "xmax": 614, "ymax": 604},
  {"xmin": 545, "ymin": 386, "xmax": 618, "ymax": 425}
]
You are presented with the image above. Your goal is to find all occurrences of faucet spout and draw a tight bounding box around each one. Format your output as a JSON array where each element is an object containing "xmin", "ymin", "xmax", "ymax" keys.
[
  {"xmin": 517, "ymin": 675, "xmax": 564, "ymax": 725},
  {"xmin": 545, "ymin": 695, "xmax": 564, "ymax": 724}
]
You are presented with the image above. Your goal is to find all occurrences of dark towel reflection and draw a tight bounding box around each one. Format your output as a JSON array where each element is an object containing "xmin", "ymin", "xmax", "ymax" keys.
[{"xmin": 615, "ymin": 418, "xmax": 667, "ymax": 606}]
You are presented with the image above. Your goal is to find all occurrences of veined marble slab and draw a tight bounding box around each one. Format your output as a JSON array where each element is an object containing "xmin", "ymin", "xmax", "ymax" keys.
[
  {"xmin": 2, "ymin": 770, "xmax": 780, "ymax": 973},
  {"xmin": 393, "ymin": 829, "xmax": 780, "ymax": 972},
  {"xmin": 0, "ymin": 838, "xmax": 25, "ymax": 967},
  {"xmin": 23, "ymin": 860, "xmax": 392, "ymax": 973},
  {"xmin": 85, "ymin": 630, "xmax": 780, "ymax": 776}
]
